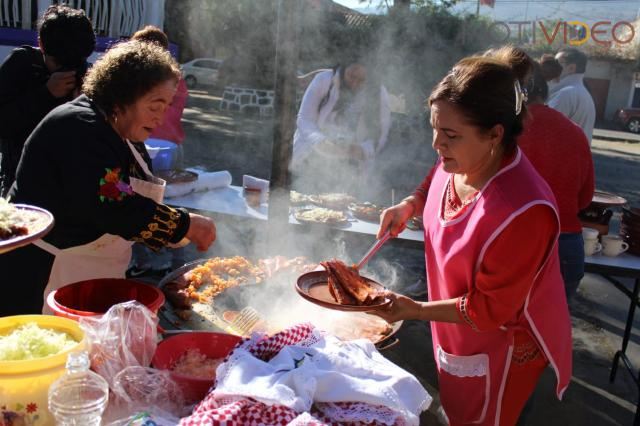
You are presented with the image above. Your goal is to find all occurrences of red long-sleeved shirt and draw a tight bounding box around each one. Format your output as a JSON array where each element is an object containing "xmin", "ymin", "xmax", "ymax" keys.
[{"xmin": 517, "ymin": 104, "xmax": 594, "ymax": 233}]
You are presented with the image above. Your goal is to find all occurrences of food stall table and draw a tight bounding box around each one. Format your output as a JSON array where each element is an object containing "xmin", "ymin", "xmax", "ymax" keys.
[
  {"xmin": 165, "ymin": 185, "xmax": 425, "ymax": 243},
  {"xmin": 166, "ymin": 185, "xmax": 268, "ymax": 221},
  {"xmin": 584, "ymin": 252, "xmax": 640, "ymax": 425}
]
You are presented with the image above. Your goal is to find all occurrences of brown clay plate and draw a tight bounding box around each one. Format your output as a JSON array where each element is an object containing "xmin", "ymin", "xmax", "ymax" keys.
[
  {"xmin": 591, "ymin": 190, "xmax": 627, "ymax": 206},
  {"xmin": 295, "ymin": 270, "xmax": 391, "ymax": 312},
  {"xmin": 406, "ymin": 216, "xmax": 424, "ymax": 231},
  {"xmin": 309, "ymin": 193, "xmax": 356, "ymax": 210},
  {"xmin": 348, "ymin": 202, "xmax": 384, "ymax": 223},
  {"xmin": 0, "ymin": 204, "xmax": 54, "ymax": 255},
  {"xmin": 156, "ymin": 169, "xmax": 198, "ymax": 184}
]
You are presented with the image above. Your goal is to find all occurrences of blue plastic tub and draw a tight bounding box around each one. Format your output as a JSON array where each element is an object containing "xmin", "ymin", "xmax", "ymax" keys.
[{"xmin": 144, "ymin": 138, "xmax": 178, "ymax": 171}]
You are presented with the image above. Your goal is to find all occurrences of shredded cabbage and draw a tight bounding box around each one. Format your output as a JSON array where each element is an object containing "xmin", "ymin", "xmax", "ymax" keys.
[{"xmin": 0, "ymin": 322, "xmax": 77, "ymax": 361}]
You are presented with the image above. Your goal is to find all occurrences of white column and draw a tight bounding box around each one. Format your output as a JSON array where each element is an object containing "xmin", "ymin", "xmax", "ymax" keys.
[
  {"xmin": 37, "ymin": 0, "xmax": 51, "ymax": 21},
  {"xmin": 107, "ymin": 0, "xmax": 123, "ymax": 37},
  {"xmin": 142, "ymin": 0, "xmax": 165, "ymax": 30}
]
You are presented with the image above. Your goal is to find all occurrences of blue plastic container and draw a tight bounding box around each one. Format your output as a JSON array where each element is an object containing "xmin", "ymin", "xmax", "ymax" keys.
[{"xmin": 144, "ymin": 138, "xmax": 178, "ymax": 171}]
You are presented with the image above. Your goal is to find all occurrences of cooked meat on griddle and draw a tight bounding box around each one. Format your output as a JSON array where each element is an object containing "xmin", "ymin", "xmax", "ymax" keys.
[
  {"xmin": 163, "ymin": 281, "xmax": 192, "ymax": 309},
  {"xmin": 321, "ymin": 260, "xmax": 385, "ymax": 306}
]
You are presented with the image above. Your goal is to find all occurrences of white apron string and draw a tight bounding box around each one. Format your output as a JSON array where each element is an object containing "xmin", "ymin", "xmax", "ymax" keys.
[
  {"xmin": 126, "ymin": 140, "xmax": 155, "ymax": 178},
  {"xmin": 33, "ymin": 238, "xmax": 62, "ymax": 256}
]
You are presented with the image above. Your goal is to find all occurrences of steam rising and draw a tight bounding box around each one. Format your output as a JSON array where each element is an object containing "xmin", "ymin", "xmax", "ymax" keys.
[{"xmin": 163, "ymin": 1, "xmax": 478, "ymax": 315}]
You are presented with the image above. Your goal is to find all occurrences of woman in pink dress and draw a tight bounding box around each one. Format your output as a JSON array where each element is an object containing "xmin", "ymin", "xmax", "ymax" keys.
[{"xmin": 373, "ymin": 47, "xmax": 572, "ymax": 425}]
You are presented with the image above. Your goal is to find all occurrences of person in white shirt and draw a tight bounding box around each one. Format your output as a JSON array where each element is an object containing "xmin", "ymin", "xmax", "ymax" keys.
[
  {"xmin": 547, "ymin": 48, "xmax": 596, "ymax": 145},
  {"xmin": 291, "ymin": 62, "xmax": 390, "ymax": 194}
]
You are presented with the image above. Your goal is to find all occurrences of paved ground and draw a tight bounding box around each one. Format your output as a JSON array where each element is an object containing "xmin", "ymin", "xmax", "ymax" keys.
[{"xmin": 148, "ymin": 88, "xmax": 640, "ymax": 425}]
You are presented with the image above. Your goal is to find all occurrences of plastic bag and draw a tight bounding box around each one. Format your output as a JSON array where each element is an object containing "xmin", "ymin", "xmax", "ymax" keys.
[
  {"xmin": 79, "ymin": 301, "xmax": 158, "ymax": 387},
  {"xmin": 103, "ymin": 366, "xmax": 186, "ymax": 424}
]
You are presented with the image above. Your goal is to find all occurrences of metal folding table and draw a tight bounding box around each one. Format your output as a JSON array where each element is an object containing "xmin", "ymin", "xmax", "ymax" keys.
[{"xmin": 585, "ymin": 252, "xmax": 640, "ymax": 425}]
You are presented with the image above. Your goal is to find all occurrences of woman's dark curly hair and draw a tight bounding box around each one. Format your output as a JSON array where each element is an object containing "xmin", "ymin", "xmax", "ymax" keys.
[{"xmin": 83, "ymin": 40, "xmax": 180, "ymax": 117}]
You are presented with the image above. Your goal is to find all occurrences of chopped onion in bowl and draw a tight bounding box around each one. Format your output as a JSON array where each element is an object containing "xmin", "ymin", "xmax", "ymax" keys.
[{"xmin": 0, "ymin": 322, "xmax": 77, "ymax": 361}]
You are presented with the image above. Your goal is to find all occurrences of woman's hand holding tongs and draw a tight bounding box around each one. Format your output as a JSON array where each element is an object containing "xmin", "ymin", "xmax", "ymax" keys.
[{"xmin": 377, "ymin": 199, "xmax": 416, "ymax": 239}]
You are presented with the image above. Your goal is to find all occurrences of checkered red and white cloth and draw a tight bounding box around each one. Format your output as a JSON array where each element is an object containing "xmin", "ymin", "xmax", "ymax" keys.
[{"xmin": 179, "ymin": 323, "xmax": 429, "ymax": 426}]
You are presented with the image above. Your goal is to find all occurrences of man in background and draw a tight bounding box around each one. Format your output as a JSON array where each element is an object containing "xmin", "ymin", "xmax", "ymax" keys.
[
  {"xmin": 548, "ymin": 47, "xmax": 596, "ymax": 145},
  {"xmin": 0, "ymin": 4, "xmax": 95, "ymax": 196}
]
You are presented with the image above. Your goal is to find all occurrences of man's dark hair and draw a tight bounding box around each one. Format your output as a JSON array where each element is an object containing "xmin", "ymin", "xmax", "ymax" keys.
[
  {"xmin": 131, "ymin": 25, "xmax": 169, "ymax": 50},
  {"xmin": 539, "ymin": 54, "xmax": 562, "ymax": 81},
  {"xmin": 557, "ymin": 48, "xmax": 588, "ymax": 74},
  {"xmin": 38, "ymin": 4, "xmax": 96, "ymax": 69}
]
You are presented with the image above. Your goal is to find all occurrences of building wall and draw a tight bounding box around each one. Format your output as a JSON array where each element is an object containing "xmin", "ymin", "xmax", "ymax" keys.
[
  {"xmin": 0, "ymin": 1, "xmax": 169, "ymax": 64},
  {"xmin": 605, "ymin": 63, "xmax": 636, "ymax": 119},
  {"xmin": 587, "ymin": 58, "xmax": 636, "ymax": 121}
]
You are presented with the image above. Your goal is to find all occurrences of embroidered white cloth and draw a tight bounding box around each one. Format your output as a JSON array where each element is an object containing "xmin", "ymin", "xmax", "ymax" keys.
[
  {"xmin": 164, "ymin": 170, "xmax": 232, "ymax": 198},
  {"xmin": 179, "ymin": 323, "xmax": 431, "ymax": 426}
]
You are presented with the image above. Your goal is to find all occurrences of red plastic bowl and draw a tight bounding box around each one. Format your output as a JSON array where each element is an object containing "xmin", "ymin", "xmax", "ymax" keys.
[
  {"xmin": 47, "ymin": 278, "xmax": 165, "ymax": 320},
  {"xmin": 152, "ymin": 332, "xmax": 242, "ymax": 403}
]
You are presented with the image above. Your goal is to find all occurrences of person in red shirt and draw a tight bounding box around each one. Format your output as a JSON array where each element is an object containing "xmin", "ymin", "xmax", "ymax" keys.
[
  {"xmin": 518, "ymin": 59, "xmax": 595, "ymax": 299},
  {"xmin": 131, "ymin": 26, "xmax": 188, "ymax": 146}
]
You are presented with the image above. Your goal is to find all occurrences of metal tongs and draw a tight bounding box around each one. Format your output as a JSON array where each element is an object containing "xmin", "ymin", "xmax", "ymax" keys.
[{"xmin": 356, "ymin": 231, "xmax": 392, "ymax": 270}]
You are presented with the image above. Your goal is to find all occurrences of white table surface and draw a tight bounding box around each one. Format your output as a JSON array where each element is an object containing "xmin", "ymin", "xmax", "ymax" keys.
[
  {"xmin": 165, "ymin": 185, "xmax": 268, "ymax": 220},
  {"xmin": 165, "ymin": 185, "xmax": 425, "ymax": 242}
]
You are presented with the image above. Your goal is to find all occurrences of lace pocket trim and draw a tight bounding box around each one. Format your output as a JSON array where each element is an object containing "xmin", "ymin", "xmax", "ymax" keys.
[{"xmin": 437, "ymin": 345, "xmax": 489, "ymax": 378}]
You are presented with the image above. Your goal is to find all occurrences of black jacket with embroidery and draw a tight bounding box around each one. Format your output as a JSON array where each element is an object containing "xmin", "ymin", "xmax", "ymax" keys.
[
  {"xmin": 9, "ymin": 94, "xmax": 190, "ymax": 249},
  {"xmin": 0, "ymin": 95, "xmax": 190, "ymax": 315}
]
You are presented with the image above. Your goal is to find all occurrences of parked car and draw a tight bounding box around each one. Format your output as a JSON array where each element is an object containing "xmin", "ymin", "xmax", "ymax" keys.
[
  {"xmin": 614, "ymin": 107, "xmax": 640, "ymax": 134},
  {"xmin": 180, "ymin": 58, "xmax": 223, "ymax": 88}
]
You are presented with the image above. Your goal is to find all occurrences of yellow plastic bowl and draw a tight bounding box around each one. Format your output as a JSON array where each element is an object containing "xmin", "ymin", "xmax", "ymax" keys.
[{"xmin": 0, "ymin": 315, "xmax": 86, "ymax": 426}]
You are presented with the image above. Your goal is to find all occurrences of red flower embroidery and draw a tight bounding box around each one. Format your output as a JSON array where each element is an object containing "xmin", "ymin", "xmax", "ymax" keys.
[
  {"xmin": 26, "ymin": 403, "xmax": 37, "ymax": 414},
  {"xmin": 98, "ymin": 168, "xmax": 133, "ymax": 202},
  {"xmin": 99, "ymin": 182, "xmax": 122, "ymax": 201}
]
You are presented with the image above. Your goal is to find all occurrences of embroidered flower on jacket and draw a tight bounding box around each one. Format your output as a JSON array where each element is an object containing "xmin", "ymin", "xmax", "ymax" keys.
[{"xmin": 98, "ymin": 168, "xmax": 134, "ymax": 202}]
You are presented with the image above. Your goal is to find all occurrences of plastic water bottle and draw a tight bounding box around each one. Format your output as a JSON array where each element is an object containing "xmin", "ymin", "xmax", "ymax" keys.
[{"xmin": 48, "ymin": 351, "xmax": 109, "ymax": 426}]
